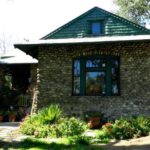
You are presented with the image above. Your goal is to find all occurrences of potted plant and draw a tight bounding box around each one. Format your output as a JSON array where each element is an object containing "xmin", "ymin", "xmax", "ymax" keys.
[
  {"xmin": 0, "ymin": 110, "xmax": 5, "ymax": 122},
  {"xmin": 85, "ymin": 111, "xmax": 104, "ymax": 129},
  {"xmin": 87, "ymin": 117, "xmax": 100, "ymax": 129},
  {"xmin": 8, "ymin": 110, "xmax": 17, "ymax": 122}
]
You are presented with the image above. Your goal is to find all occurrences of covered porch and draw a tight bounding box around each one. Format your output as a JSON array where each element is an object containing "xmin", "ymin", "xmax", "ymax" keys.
[{"xmin": 0, "ymin": 48, "xmax": 38, "ymax": 122}]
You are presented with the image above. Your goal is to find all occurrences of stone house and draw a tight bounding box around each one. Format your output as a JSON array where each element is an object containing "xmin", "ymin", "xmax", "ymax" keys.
[{"xmin": 15, "ymin": 7, "xmax": 150, "ymax": 119}]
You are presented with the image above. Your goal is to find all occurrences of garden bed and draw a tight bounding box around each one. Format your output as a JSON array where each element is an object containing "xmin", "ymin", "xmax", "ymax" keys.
[
  {"xmin": 16, "ymin": 105, "xmax": 150, "ymax": 150},
  {"xmin": 1, "ymin": 121, "xmax": 150, "ymax": 150}
]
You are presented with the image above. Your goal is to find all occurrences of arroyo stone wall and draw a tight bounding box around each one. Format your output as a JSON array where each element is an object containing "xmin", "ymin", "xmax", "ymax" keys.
[{"xmin": 36, "ymin": 41, "xmax": 150, "ymax": 119}]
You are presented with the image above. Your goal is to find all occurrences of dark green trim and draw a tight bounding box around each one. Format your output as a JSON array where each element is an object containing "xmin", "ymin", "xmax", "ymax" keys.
[{"xmin": 72, "ymin": 55, "xmax": 120, "ymax": 96}]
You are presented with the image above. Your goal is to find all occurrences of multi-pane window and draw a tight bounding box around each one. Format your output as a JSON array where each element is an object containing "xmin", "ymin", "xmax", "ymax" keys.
[
  {"xmin": 91, "ymin": 22, "xmax": 102, "ymax": 36},
  {"xmin": 111, "ymin": 59, "xmax": 119, "ymax": 95},
  {"xmin": 73, "ymin": 60, "xmax": 80, "ymax": 95},
  {"xmin": 73, "ymin": 56, "xmax": 120, "ymax": 96}
]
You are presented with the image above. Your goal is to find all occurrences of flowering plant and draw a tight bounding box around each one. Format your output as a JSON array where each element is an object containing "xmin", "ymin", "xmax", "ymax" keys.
[{"xmin": 102, "ymin": 122, "xmax": 113, "ymax": 133}]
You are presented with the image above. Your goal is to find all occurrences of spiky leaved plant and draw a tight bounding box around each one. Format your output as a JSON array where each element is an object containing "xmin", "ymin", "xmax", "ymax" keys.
[{"xmin": 38, "ymin": 104, "xmax": 62, "ymax": 124}]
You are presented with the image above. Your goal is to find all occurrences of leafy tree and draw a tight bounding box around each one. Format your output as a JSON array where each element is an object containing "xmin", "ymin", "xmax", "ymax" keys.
[{"xmin": 113, "ymin": 0, "xmax": 150, "ymax": 25}]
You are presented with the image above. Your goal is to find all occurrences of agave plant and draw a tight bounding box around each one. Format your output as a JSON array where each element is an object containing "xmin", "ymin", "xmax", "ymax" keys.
[{"xmin": 38, "ymin": 104, "xmax": 62, "ymax": 124}]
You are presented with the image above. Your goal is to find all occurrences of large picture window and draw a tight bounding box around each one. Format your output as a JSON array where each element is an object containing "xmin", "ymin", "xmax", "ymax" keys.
[{"xmin": 73, "ymin": 56, "xmax": 120, "ymax": 96}]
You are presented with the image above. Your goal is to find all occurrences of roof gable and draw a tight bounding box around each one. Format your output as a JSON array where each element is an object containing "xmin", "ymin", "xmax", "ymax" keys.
[{"xmin": 42, "ymin": 7, "xmax": 150, "ymax": 39}]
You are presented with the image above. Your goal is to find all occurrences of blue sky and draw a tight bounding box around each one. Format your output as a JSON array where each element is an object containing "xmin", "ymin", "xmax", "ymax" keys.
[{"xmin": 0, "ymin": 0, "xmax": 116, "ymax": 43}]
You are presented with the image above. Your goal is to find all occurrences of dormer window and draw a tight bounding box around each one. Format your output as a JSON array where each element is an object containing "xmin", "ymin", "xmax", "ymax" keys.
[{"xmin": 91, "ymin": 22, "xmax": 102, "ymax": 36}]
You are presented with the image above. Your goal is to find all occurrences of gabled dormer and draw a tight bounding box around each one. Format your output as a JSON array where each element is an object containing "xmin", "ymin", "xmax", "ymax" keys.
[{"xmin": 42, "ymin": 7, "xmax": 150, "ymax": 39}]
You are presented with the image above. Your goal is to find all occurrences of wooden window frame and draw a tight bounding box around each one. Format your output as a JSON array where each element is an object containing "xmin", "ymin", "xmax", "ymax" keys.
[{"xmin": 72, "ymin": 56, "xmax": 120, "ymax": 96}]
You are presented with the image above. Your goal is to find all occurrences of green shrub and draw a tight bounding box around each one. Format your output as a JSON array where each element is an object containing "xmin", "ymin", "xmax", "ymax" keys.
[
  {"xmin": 20, "ymin": 116, "xmax": 37, "ymax": 135},
  {"xmin": 111, "ymin": 118, "xmax": 134, "ymax": 139},
  {"xmin": 100, "ymin": 116, "xmax": 150, "ymax": 140},
  {"xmin": 20, "ymin": 104, "xmax": 62, "ymax": 137},
  {"xmin": 34, "ymin": 125, "xmax": 50, "ymax": 138},
  {"xmin": 102, "ymin": 123, "xmax": 113, "ymax": 135},
  {"xmin": 94, "ymin": 129, "xmax": 111, "ymax": 143},
  {"xmin": 130, "ymin": 116, "xmax": 150, "ymax": 138},
  {"xmin": 57, "ymin": 117, "xmax": 87, "ymax": 137},
  {"xmin": 38, "ymin": 104, "xmax": 62, "ymax": 124},
  {"xmin": 20, "ymin": 105, "xmax": 88, "ymax": 138},
  {"xmin": 47, "ymin": 124, "xmax": 60, "ymax": 138}
]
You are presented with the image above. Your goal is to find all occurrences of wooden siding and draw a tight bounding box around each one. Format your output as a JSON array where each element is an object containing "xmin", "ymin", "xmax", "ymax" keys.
[{"xmin": 42, "ymin": 7, "xmax": 150, "ymax": 39}]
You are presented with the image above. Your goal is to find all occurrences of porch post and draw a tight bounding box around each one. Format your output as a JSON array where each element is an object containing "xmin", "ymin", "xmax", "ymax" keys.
[{"xmin": 30, "ymin": 64, "xmax": 39, "ymax": 115}]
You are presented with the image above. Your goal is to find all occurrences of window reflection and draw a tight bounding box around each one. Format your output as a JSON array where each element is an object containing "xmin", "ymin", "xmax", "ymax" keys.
[
  {"xmin": 112, "ymin": 81, "xmax": 118, "ymax": 95},
  {"xmin": 73, "ymin": 77, "xmax": 80, "ymax": 94},
  {"xmin": 73, "ymin": 60, "xmax": 80, "ymax": 95},
  {"xmin": 111, "ymin": 59, "xmax": 119, "ymax": 95},
  {"xmin": 86, "ymin": 72, "xmax": 106, "ymax": 95},
  {"xmin": 114, "ymin": 60, "xmax": 119, "ymax": 68},
  {"xmin": 86, "ymin": 59, "xmax": 105, "ymax": 68},
  {"xmin": 74, "ymin": 60, "xmax": 80, "ymax": 76}
]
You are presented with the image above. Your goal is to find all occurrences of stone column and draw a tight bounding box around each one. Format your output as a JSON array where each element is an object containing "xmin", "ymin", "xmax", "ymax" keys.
[{"xmin": 30, "ymin": 64, "xmax": 39, "ymax": 115}]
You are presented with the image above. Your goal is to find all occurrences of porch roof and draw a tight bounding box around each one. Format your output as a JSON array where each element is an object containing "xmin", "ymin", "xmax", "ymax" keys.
[
  {"xmin": 15, "ymin": 34, "xmax": 150, "ymax": 46},
  {"xmin": 0, "ymin": 48, "xmax": 38, "ymax": 64},
  {"xmin": 14, "ymin": 35, "xmax": 150, "ymax": 52}
]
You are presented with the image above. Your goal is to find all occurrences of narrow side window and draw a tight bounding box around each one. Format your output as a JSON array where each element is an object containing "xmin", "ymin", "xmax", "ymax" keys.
[{"xmin": 73, "ymin": 59, "xmax": 80, "ymax": 95}]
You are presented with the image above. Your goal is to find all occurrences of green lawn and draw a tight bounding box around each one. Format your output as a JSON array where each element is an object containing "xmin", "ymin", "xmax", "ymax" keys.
[{"xmin": 0, "ymin": 137, "xmax": 103, "ymax": 150}]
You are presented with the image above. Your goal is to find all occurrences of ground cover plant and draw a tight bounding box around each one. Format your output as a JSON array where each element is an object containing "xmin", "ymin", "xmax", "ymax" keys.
[
  {"xmin": 57, "ymin": 117, "xmax": 87, "ymax": 137},
  {"xmin": 20, "ymin": 105, "xmax": 150, "ymax": 148},
  {"xmin": 102, "ymin": 116, "xmax": 150, "ymax": 140},
  {"xmin": 20, "ymin": 104, "xmax": 87, "ymax": 138}
]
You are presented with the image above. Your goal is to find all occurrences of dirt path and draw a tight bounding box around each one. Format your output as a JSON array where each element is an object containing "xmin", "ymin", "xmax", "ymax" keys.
[
  {"xmin": 0, "ymin": 122, "xmax": 20, "ymax": 142},
  {"xmin": 100, "ymin": 136, "xmax": 150, "ymax": 150},
  {"xmin": 0, "ymin": 122, "xmax": 28, "ymax": 141}
]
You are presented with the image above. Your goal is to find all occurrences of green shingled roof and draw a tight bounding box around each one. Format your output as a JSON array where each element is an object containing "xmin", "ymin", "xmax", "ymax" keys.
[{"xmin": 42, "ymin": 7, "xmax": 150, "ymax": 40}]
